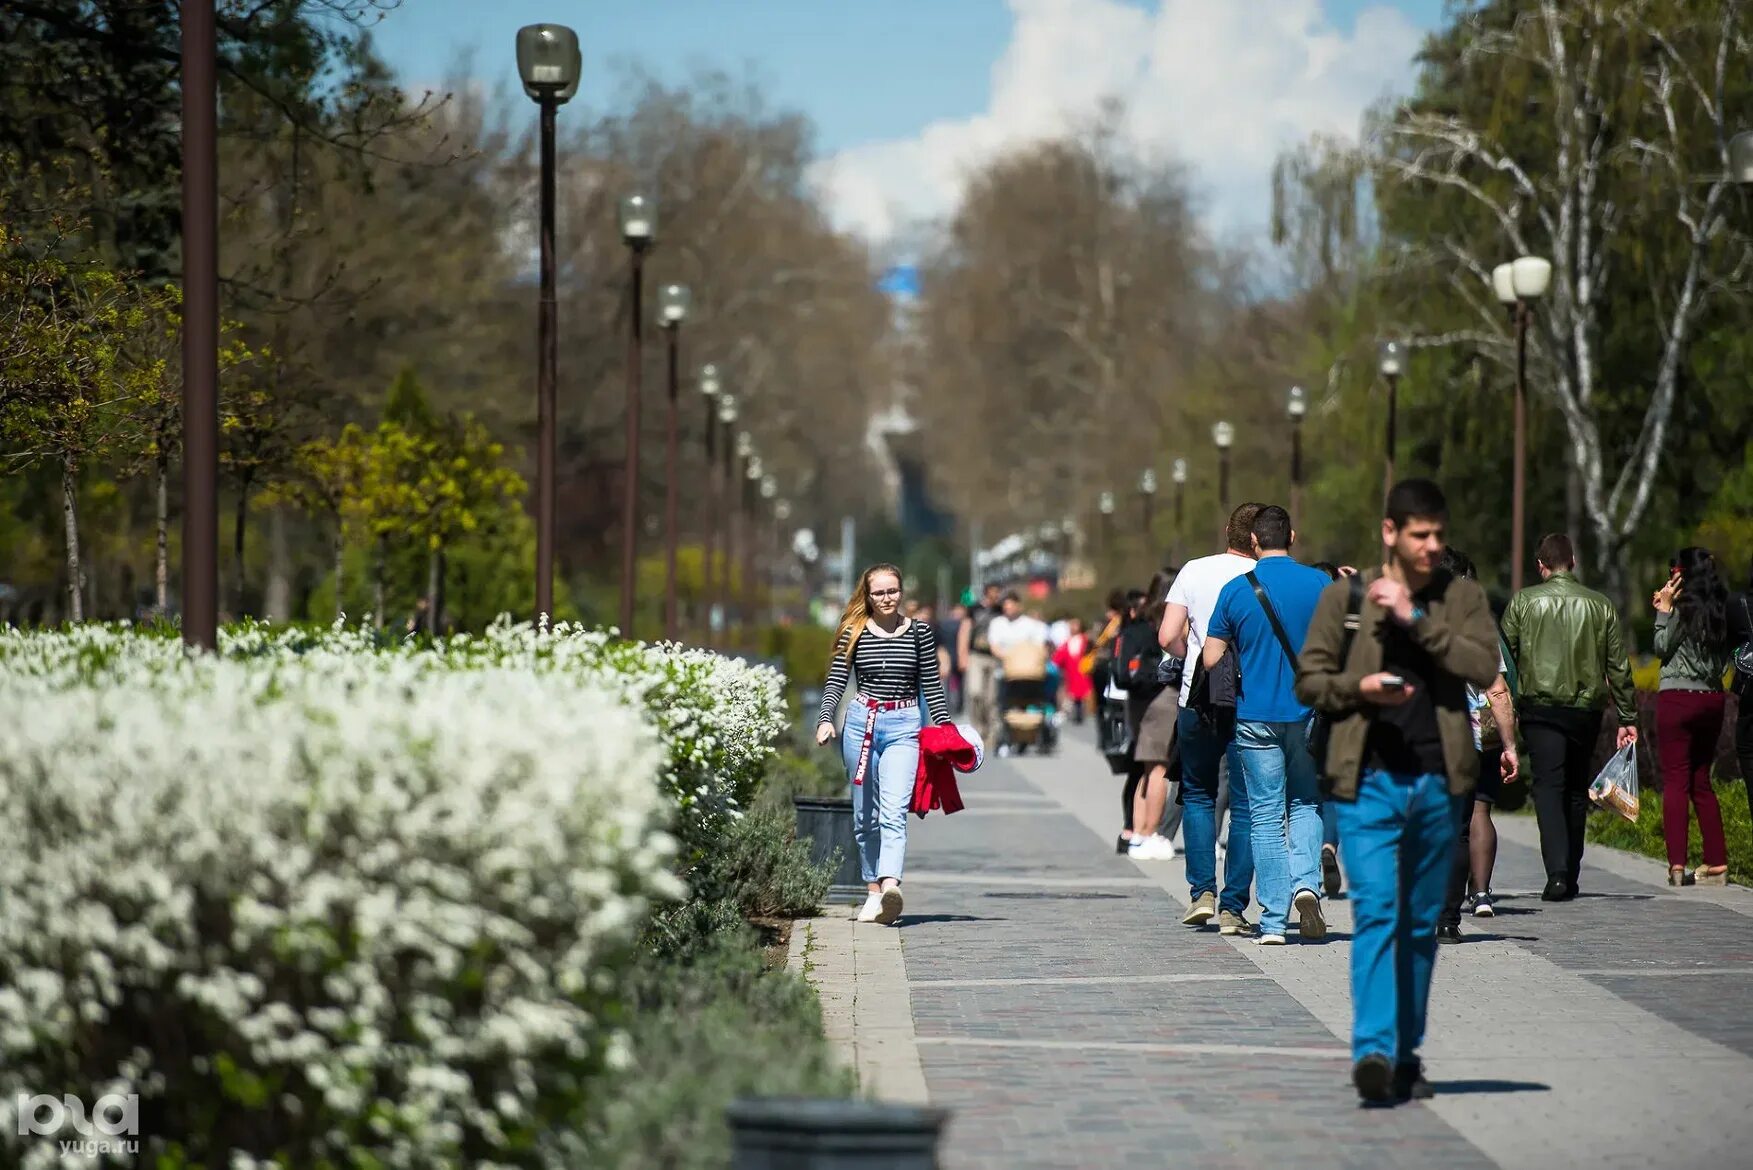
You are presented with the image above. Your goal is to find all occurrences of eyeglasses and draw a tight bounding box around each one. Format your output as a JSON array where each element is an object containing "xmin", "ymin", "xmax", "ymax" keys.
[{"xmin": 870, "ymin": 588, "xmax": 902, "ymax": 599}]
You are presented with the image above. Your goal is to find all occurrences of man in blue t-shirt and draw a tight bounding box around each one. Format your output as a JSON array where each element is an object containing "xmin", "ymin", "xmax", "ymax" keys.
[{"xmin": 1202, "ymin": 505, "xmax": 1333, "ymax": 945}]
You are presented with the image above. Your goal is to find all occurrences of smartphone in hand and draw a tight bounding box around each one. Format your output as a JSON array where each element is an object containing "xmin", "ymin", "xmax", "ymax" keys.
[{"xmin": 1379, "ymin": 674, "xmax": 1408, "ymax": 692}]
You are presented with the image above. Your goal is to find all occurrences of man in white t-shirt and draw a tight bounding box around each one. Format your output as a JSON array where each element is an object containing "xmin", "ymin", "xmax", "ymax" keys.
[
  {"xmin": 1157, "ymin": 503, "xmax": 1264, "ymax": 935},
  {"xmin": 987, "ymin": 593, "xmax": 1049, "ymax": 655}
]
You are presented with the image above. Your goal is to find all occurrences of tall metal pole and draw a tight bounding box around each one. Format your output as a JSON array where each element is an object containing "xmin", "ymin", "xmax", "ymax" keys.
[
  {"xmin": 661, "ymin": 324, "xmax": 681, "ymax": 641},
  {"xmin": 181, "ymin": 0, "xmax": 219, "ymax": 650},
  {"xmin": 703, "ymin": 402, "xmax": 718, "ymax": 643},
  {"xmin": 742, "ymin": 474, "xmax": 757, "ymax": 640},
  {"xmin": 535, "ymin": 98, "xmax": 558, "ymax": 623},
  {"xmin": 1383, "ymin": 373, "xmax": 1399, "ymax": 503},
  {"xmin": 1511, "ymin": 305, "xmax": 1529, "ymax": 594},
  {"xmin": 1141, "ymin": 493, "xmax": 1154, "ymax": 547},
  {"xmin": 1218, "ymin": 451, "xmax": 1232, "ymax": 525},
  {"xmin": 727, "ymin": 454, "xmax": 744, "ymax": 642},
  {"xmin": 1290, "ymin": 418, "xmax": 1304, "ymax": 524},
  {"xmin": 619, "ymin": 246, "xmax": 646, "ymax": 636}
]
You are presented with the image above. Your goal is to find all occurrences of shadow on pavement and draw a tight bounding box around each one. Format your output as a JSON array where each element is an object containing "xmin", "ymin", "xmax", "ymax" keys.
[
  {"xmin": 981, "ymin": 891, "xmax": 1130, "ymax": 901},
  {"xmin": 897, "ymin": 914, "xmax": 1004, "ymax": 926},
  {"xmin": 1434, "ymin": 1079, "xmax": 1552, "ymax": 1095}
]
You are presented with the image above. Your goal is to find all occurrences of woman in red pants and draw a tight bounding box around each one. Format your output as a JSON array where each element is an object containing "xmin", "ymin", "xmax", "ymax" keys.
[{"xmin": 1651, "ymin": 547, "xmax": 1734, "ymax": 886}]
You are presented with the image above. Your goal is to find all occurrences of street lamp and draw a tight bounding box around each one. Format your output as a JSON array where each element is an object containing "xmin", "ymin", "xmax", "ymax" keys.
[
  {"xmin": 1098, "ymin": 490, "xmax": 1116, "ymax": 559},
  {"xmin": 698, "ymin": 363, "xmax": 720, "ymax": 641},
  {"xmin": 744, "ymin": 456, "xmax": 764, "ymax": 638},
  {"xmin": 657, "ymin": 283, "xmax": 691, "ymax": 640},
  {"xmin": 1212, "ymin": 422, "xmax": 1235, "ymax": 531},
  {"xmin": 514, "ymin": 25, "xmax": 581, "ymax": 626},
  {"xmin": 1493, "ymin": 255, "xmax": 1551, "ymax": 593},
  {"xmin": 1377, "ymin": 340, "xmax": 1404, "ymax": 501},
  {"xmin": 1171, "ymin": 457, "xmax": 1187, "ymax": 561},
  {"xmin": 1287, "ymin": 384, "xmax": 1307, "ymax": 522},
  {"xmin": 1730, "ymin": 130, "xmax": 1753, "ymax": 185},
  {"xmin": 1138, "ymin": 468, "xmax": 1158, "ymax": 545},
  {"xmin": 617, "ymin": 192, "xmax": 656, "ymax": 637},
  {"xmin": 181, "ymin": 0, "xmax": 221, "ymax": 646},
  {"xmin": 714, "ymin": 394, "xmax": 738, "ymax": 640}
]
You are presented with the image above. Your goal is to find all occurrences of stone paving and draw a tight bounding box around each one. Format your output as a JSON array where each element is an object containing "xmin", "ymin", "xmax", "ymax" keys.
[{"xmin": 799, "ymin": 730, "xmax": 1753, "ymax": 1170}]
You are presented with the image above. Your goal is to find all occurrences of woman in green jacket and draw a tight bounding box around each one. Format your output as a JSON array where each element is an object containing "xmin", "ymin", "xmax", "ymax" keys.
[{"xmin": 1651, "ymin": 547, "xmax": 1733, "ymax": 886}]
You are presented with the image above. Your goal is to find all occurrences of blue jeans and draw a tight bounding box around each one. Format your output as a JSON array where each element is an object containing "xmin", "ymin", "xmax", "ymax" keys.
[
  {"xmin": 1322, "ymin": 800, "xmax": 1340, "ymax": 849},
  {"xmin": 1335, "ymin": 769, "xmax": 1455, "ymax": 1063},
  {"xmin": 1236, "ymin": 720, "xmax": 1324, "ymax": 936},
  {"xmin": 842, "ymin": 702, "xmax": 923, "ymax": 882},
  {"xmin": 1178, "ymin": 708, "xmax": 1253, "ymax": 914}
]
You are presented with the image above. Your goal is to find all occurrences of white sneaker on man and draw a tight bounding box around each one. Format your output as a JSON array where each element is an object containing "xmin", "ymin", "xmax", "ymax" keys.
[
  {"xmin": 856, "ymin": 893, "xmax": 883, "ymax": 923},
  {"xmin": 1129, "ymin": 835, "xmax": 1177, "ymax": 861}
]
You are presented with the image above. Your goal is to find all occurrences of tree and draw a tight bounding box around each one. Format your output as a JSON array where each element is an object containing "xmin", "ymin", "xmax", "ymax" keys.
[
  {"xmin": 260, "ymin": 424, "xmax": 372, "ymax": 622},
  {"xmin": 1370, "ymin": 0, "xmax": 1753, "ymax": 605}
]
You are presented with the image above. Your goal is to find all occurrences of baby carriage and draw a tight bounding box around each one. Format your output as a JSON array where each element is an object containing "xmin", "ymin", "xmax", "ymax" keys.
[{"xmin": 997, "ymin": 643, "xmax": 1058, "ymax": 756}]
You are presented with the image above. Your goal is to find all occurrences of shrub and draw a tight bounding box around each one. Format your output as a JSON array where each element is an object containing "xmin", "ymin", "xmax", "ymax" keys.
[{"xmin": 1587, "ymin": 777, "xmax": 1752, "ymax": 885}]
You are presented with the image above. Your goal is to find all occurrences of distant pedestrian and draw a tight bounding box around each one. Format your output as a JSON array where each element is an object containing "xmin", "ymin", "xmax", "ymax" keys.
[
  {"xmin": 1124, "ymin": 570, "xmax": 1183, "ymax": 862},
  {"xmin": 1501, "ymin": 533, "xmax": 1638, "ymax": 902},
  {"xmin": 1052, "ymin": 616, "xmax": 1094, "ymax": 724},
  {"xmin": 959, "ymin": 583, "xmax": 1004, "ymax": 747},
  {"xmin": 1651, "ymin": 547, "xmax": 1733, "ymax": 886},
  {"xmin": 817, "ymin": 563, "xmax": 953, "ymax": 926},
  {"xmin": 1731, "ymin": 561, "xmax": 1753, "ymax": 824},
  {"xmin": 1434, "ymin": 548, "xmax": 1520, "ymax": 941},
  {"xmin": 1202, "ymin": 505, "xmax": 1332, "ymax": 944},
  {"xmin": 1296, "ymin": 479, "xmax": 1500, "ymax": 1105},
  {"xmin": 1161, "ymin": 503, "xmax": 1264, "ymax": 936}
]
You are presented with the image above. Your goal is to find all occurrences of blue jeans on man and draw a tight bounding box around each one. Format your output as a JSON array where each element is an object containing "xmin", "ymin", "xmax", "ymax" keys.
[
  {"xmin": 1178, "ymin": 708, "xmax": 1253, "ymax": 914},
  {"xmin": 1334, "ymin": 769, "xmax": 1455, "ymax": 1063},
  {"xmin": 1235, "ymin": 719, "xmax": 1323, "ymax": 937}
]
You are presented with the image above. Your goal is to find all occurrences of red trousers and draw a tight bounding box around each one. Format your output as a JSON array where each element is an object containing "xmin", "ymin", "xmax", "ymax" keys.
[{"xmin": 1656, "ymin": 689, "xmax": 1727, "ymax": 868}]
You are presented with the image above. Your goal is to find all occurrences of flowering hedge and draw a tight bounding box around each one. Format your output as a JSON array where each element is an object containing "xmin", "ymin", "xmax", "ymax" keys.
[{"xmin": 0, "ymin": 621, "xmax": 788, "ymax": 1169}]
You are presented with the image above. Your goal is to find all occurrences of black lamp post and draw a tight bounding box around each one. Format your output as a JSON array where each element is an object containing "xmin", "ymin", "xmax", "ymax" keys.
[
  {"xmin": 1097, "ymin": 491, "xmax": 1115, "ymax": 560},
  {"xmin": 1378, "ymin": 340, "xmax": 1404, "ymax": 503},
  {"xmin": 760, "ymin": 474, "xmax": 779, "ymax": 624},
  {"xmin": 1287, "ymin": 385, "xmax": 1307, "ymax": 522},
  {"xmin": 698, "ymin": 364, "xmax": 721, "ymax": 641},
  {"xmin": 1138, "ymin": 469, "xmax": 1158, "ymax": 550},
  {"xmin": 731, "ymin": 430, "xmax": 753, "ymax": 641},
  {"xmin": 515, "ymin": 25, "xmax": 581, "ymax": 625},
  {"xmin": 1491, "ymin": 257, "xmax": 1550, "ymax": 593},
  {"xmin": 658, "ymin": 283, "xmax": 691, "ymax": 641},
  {"xmin": 743, "ymin": 453, "xmax": 763, "ymax": 642},
  {"xmin": 181, "ymin": 0, "xmax": 219, "ymax": 647},
  {"xmin": 1212, "ymin": 422, "xmax": 1234, "ymax": 534},
  {"xmin": 1171, "ymin": 457, "xmax": 1187, "ymax": 563},
  {"xmin": 618, "ymin": 192, "xmax": 656, "ymax": 636},
  {"xmin": 715, "ymin": 395, "xmax": 739, "ymax": 640}
]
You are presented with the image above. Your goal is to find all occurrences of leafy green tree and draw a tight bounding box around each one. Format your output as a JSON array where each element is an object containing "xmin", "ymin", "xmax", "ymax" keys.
[{"xmin": 260, "ymin": 424, "xmax": 373, "ymax": 622}]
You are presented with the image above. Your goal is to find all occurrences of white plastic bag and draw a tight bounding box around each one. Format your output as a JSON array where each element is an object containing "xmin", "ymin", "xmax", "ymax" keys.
[{"xmin": 1588, "ymin": 743, "xmax": 1641, "ymax": 822}]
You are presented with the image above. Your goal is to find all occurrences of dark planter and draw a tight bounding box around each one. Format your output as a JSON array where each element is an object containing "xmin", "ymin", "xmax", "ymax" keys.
[
  {"xmin": 728, "ymin": 1097, "xmax": 948, "ymax": 1169},
  {"xmin": 792, "ymin": 796, "xmax": 864, "ymax": 904}
]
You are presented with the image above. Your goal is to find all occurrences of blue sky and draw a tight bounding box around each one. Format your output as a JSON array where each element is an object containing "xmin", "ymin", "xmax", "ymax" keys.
[{"xmin": 373, "ymin": 1, "xmax": 1451, "ymax": 243}]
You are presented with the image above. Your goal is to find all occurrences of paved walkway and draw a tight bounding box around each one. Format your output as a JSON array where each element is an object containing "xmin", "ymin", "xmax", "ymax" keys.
[{"xmin": 796, "ymin": 730, "xmax": 1753, "ymax": 1170}]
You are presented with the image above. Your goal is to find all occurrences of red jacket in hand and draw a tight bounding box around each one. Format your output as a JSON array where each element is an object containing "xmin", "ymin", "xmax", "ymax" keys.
[{"xmin": 912, "ymin": 722, "xmax": 980, "ymax": 818}]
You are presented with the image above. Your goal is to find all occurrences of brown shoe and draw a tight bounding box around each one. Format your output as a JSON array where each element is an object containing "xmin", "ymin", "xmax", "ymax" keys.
[
  {"xmin": 1694, "ymin": 866, "xmax": 1729, "ymax": 887},
  {"xmin": 1669, "ymin": 866, "xmax": 1696, "ymax": 887},
  {"xmin": 1182, "ymin": 891, "xmax": 1217, "ymax": 926}
]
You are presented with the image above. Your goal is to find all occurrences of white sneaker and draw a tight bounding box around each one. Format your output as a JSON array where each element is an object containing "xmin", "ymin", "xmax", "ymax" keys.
[
  {"xmin": 876, "ymin": 885, "xmax": 904, "ymax": 925},
  {"xmin": 1257, "ymin": 933, "xmax": 1288, "ymax": 946},
  {"xmin": 1129, "ymin": 835, "xmax": 1176, "ymax": 861},
  {"xmin": 856, "ymin": 893, "xmax": 883, "ymax": 923}
]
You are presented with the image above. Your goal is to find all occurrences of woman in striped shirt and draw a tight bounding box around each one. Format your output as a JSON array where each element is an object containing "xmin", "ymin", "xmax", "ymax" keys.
[{"xmin": 817, "ymin": 563, "xmax": 953, "ymax": 924}]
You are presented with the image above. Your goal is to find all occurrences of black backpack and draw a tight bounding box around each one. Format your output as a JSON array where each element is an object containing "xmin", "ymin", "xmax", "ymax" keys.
[
  {"xmin": 1185, "ymin": 641, "xmax": 1239, "ymax": 728},
  {"xmin": 1111, "ymin": 619, "xmax": 1164, "ymax": 692}
]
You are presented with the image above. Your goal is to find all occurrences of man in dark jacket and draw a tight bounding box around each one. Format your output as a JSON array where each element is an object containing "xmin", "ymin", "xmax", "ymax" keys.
[
  {"xmin": 1500, "ymin": 533, "xmax": 1638, "ymax": 902},
  {"xmin": 1295, "ymin": 479, "xmax": 1499, "ymax": 1106}
]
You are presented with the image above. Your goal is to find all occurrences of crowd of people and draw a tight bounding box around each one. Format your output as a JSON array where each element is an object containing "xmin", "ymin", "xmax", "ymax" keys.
[{"xmin": 818, "ymin": 479, "xmax": 1751, "ymax": 1104}]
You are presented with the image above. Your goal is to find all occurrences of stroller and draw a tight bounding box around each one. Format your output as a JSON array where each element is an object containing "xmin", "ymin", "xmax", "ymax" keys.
[{"xmin": 996, "ymin": 643, "xmax": 1059, "ymax": 756}]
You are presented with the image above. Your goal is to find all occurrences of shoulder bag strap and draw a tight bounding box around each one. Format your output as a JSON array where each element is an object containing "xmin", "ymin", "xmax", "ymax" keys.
[
  {"xmin": 1246, "ymin": 570, "xmax": 1300, "ymax": 666},
  {"xmin": 1335, "ymin": 573, "xmax": 1364, "ymax": 669}
]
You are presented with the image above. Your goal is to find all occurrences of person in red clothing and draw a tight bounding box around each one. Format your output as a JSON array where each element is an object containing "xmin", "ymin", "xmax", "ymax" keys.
[{"xmin": 1052, "ymin": 616, "xmax": 1094, "ymax": 724}]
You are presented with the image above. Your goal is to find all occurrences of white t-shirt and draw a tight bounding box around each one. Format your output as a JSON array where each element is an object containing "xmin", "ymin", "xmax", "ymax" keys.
[
  {"xmin": 987, "ymin": 613, "xmax": 1048, "ymax": 654},
  {"xmin": 1166, "ymin": 551, "xmax": 1257, "ymax": 705}
]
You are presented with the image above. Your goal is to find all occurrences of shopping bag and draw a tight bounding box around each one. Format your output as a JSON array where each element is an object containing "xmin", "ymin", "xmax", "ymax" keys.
[{"xmin": 1588, "ymin": 743, "xmax": 1641, "ymax": 822}]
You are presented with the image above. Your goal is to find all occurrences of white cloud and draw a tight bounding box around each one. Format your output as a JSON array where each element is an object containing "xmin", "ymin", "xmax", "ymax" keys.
[{"xmin": 808, "ymin": 0, "xmax": 1423, "ymax": 246}]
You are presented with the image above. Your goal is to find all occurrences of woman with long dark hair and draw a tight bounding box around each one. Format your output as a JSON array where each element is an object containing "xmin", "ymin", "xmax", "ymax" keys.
[
  {"xmin": 817, "ymin": 563, "xmax": 953, "ymax": 922},
  {"xmin": 1652, "ymin": 546, "xmax": 1733, "ymax": 886},
  {"xmin": 1119, "ymin": 568, "xmax": 1183, "ymax": 861}
]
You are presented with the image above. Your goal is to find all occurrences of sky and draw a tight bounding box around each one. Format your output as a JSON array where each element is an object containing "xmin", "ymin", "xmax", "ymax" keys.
[{"xmin": 373, "ymin": 0, "xmax": 1449, "ymax": 251}]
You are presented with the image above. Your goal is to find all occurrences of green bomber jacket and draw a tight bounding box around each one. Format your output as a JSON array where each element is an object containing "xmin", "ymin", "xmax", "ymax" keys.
[{"xmin": 1500, "ymin": 571, "xmax": 1637, "ymax": 724}]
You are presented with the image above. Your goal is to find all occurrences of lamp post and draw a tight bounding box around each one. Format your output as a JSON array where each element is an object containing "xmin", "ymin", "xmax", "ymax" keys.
[
  {"xmin": 1097, "ymin": 491, "xmax": 1115, "ymax": 560},
  {"xmin": 1171, "ymin": 457, "xmax": 1187, "ymax": 563},
  {"xmin": 181, "ymin": 0, "xmax": 219, "ymax": 647},
  {"xmin": 1286, "ymin": 385, "xmax": 1307, "ymax": 522},
  {"xmin": 1492, "ymin": 256, "xmax": 1551, "ymax": 593},
  {"xmin": 617, "ymin": 192, "xmax": 656, "ymax": 636},
  {"xmin": 760, "ymin": 474, "xmax": 779, "ymax": 623},
  {"xmin": 744, "ymin": 455, "xmax": 763, "ymax": 642},
  {"xmin": 1212, "ymin": 422, "xmax": 1234, "ymax": 539},
  {"xmin": 1377, "ymin": 340, "xmax": 1404, "ymax": 501},
  {"xmin": 714, "ymin": 395, "xmax": 739, "ymax": 640},
  {"xmin": 773, "ymin": 498, "xmax": 792, "ymax": 624},
  {"xmin": 657, "ymin": 283, "xmax": 690, "ymax": 641},
  {"xmin": 731, "ymin": 430, "xmax": 752, "ymax": 641},
  {"xmin": 1138, "ymin": 469, "xmax": 1158, "ymax": 552},
  {"xmin": 698, "ymin": 364, "xmax": 721, "ymax": 641},
  {"xmin": 514, "ymin": 25, "xmax": 581, "ymax": 624}
]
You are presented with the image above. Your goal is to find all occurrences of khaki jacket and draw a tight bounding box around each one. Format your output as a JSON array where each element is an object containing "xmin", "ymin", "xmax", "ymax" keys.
[{"xmin": 1294, "ymin": 568, "xmax": 1502, "ymax": 800}]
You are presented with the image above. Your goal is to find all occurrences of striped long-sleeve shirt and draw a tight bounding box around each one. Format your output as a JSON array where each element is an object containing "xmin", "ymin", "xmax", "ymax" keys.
[{"xmin": 818, "ymin": 618, "xmax": 952, "ymax": 727}]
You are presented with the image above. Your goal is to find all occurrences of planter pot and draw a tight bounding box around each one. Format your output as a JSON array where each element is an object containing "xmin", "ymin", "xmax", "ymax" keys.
[
  {"xmin": 792, "ymin": 795, "xmax": 864, "ymax": 904},
  {"xmin": 728, "ymin": 1097, "xmax": 948, "ymax": 1169}
]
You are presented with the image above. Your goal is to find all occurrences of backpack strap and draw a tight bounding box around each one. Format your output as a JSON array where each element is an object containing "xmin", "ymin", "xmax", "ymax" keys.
[
  {"xmin": 1336, "ymin": 573, "xmax": 1364, "ymax": 669},
  {"xmin": 1246, "ymin": 570, "xmax": 1300, "ymax": 667}
]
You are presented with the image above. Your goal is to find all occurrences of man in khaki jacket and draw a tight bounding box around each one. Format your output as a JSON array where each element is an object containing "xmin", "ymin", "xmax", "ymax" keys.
[{"xmin": 1294, "ymin": 479, "xmax": 1500, "ymax": 1106}]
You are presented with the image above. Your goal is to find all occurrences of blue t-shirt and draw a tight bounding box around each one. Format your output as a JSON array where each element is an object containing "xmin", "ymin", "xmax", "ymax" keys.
[{"xmin": 1208, "ymin": 556, "xmax": 1333, "ymax": 723}]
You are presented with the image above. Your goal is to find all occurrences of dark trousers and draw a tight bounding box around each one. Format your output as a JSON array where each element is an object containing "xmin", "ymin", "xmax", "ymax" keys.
[
  {"xmin": 1439, "ymin": 747, "xmax": 1499, "ymax": 928},
  {"xmin": 1737, "ymin": 697, "xmax": 1753, "ymax": 825},
  {"xmin": 1522, "ymin": 705, "xmax": 1605, "ymax": 886},
  {"xmin": 1656, "ymin": 690, "xmax": 1728, "ymax": 868}
]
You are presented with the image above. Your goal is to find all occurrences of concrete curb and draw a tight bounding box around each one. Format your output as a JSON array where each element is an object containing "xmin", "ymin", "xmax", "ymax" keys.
[{"xmin": 788, "ymin": 913, "xmax": 931, "ymax": 1105}]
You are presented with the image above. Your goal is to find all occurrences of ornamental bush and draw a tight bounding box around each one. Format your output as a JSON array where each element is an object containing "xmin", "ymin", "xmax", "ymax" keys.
[{"xmin": 0, "ymin": 620, "xmax": 794, "ymax": 1169}]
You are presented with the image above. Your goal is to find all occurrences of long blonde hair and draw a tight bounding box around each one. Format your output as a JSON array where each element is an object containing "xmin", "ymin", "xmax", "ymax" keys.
[{"xmin": 831, "ymin": 563, "xmax": 904, "ymax": 664}]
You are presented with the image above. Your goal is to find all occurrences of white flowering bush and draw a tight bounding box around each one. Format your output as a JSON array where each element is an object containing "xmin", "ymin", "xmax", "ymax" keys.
[{"xmin": 0, "ymin": 620, "xmax": 790, "ymax": 1169}]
